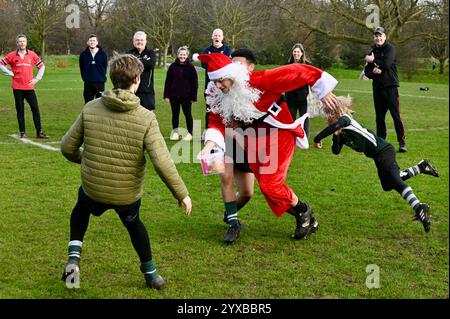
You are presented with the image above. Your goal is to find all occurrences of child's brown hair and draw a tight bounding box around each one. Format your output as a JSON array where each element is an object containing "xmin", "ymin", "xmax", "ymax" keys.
[{"xmin": 109, "ymin": 52, "xmax": 144, "ymax": 89}]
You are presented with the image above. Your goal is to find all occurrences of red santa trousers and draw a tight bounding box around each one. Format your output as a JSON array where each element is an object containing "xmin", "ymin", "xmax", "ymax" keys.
[{"xmin": 246, "ymin": 123, "xmax": 296, "ymax": 217}]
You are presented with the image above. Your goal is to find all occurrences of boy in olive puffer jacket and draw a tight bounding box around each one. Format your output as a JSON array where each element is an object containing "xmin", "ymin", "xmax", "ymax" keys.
[{"xmin": 61, "ymin": 53, "xmax": 192, "ymax": 290}]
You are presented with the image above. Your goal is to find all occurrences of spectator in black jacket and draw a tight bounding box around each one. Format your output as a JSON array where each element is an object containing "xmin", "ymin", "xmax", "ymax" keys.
[
  {"xmin": 128, "ymin": 31, "xmax": 157, "ymax": 111},
  {"xmin": 364, "ymin": 27, "xmax": 406, "ymax": 153},
  {"xmin": 285, "ymin": 43, "xmax": 310, "ymax": 136},
  {"xmin": 79, "ymin": 34, "xmax": 108, "ymax": 103},
  {"xmin": 164, "ymin": 46, "xmax": 198, "ymax": 141},
  {"xmin": 201, "ymin": 29, "xmax": 232, "ymax": 130}
]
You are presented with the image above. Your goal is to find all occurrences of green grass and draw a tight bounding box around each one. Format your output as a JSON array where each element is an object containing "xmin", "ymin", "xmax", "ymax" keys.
[{"xmin": 0, "ymin": 57, "xmax": 448, "ymax": 299}]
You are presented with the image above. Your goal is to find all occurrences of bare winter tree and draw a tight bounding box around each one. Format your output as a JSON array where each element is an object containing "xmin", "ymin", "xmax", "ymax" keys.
[
  {"xmin": 270, "ymin": 0, "xmax": 434, "ymax": 45},
  {"xmin": 76, "ymin": 0, "xmax": 115, "ymax": 33},
  {"xmin": 422, "ymin": 0, "xmax": 449, "ymax": 74},
  {"xmin": 0, "ymin": 0, "xmax": 20, "ymax": 53},
  {"xmin": 16, "ymin": 0, "xmax": 68, "ymax": 57},
  {"xmin": 194, "ymin": 0, "xmax": 269, "ymax": 50},
  {"xmin": 127, "ymin": 0, "xmax": 185, "ymax": 69}
]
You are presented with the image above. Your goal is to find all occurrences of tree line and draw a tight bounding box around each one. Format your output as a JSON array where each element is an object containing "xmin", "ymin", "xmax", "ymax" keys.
[{"xmin": 0, "ymin": 0, "xmax": 448, "ymax": 74}]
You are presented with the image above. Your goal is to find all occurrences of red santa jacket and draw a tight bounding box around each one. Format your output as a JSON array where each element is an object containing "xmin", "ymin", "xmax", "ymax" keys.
[{"xmin": 205, "ymin": 63, "xmax": 338, "ymax": 150}]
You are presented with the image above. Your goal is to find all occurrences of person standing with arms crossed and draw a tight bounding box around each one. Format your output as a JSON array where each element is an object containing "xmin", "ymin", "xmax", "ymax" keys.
[
  {"xmin": 128, "ymin": 31, "xmax": 157, "ymax": 111},
  {"xmin": 364, "ymin": 27, "xmax": 406, "ymax": 153},
  {"xmin": 201, "ymin": 29, "xmax": 232, "ymax": 131},
  {"xmin": 79, "ymin": 34, "xmax": 108, "ymax": 103},
  {"xmin": 0, "ymin": 34, "xmax": 48, "ymax": 138}
]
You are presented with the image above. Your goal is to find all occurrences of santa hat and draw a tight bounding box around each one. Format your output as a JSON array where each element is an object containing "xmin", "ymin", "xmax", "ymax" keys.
[{"xmin": 197, "ymin": 53, "xmax": 241, "ymax": 81}]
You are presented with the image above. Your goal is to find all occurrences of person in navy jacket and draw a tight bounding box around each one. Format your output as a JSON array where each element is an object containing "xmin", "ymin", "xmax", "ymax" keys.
[{"xmin": 79, "ymin": 34, "xmax": 108, "ymax": 103}]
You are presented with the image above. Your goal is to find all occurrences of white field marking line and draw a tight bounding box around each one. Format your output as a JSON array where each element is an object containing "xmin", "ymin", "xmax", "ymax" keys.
[
  {"xmin": 388, "ymin": 127, "xmax": 448, "ymax": 132},
  {"xmin": 4, "ymin": 126, "xmax": 448, "ymax": 150},
  {"xmin": 3, "ymin": 135, "xmax": 199, "ymax": 148},
  {"xmin": 334, "ymin": 88, "xmax": 449, "ymax": 100},
  {"xmin": 8, "ymin": 134, "xmax": 60, "ymax": 151},
  {"xmin": 36, "ymin": 88, "xmax": 83, "ymax": 91}
]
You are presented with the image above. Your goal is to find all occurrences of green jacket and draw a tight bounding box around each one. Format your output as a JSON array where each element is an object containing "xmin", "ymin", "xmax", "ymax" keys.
[{"xmin": 61, "ymin": 89, "xmax": 188, "ymax": 205}]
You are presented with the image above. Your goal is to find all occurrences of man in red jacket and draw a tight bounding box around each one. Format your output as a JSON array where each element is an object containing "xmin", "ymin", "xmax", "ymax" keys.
[
  {"xmin": 0, "ymin": 34, "xmax": 48, "ymax": 138},
  {"xmin": 198, "ymin": 50, "xmax": 338, "ymax": 241}
]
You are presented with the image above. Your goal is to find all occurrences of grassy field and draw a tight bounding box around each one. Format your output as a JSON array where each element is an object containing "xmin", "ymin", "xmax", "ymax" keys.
[{"xmin": 0, "ymin": 56, "xmax": 448, "ymax": 299}]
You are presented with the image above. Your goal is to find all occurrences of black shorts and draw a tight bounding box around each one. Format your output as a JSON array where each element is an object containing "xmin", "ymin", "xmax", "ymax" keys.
[
  {"xmin": 225, "ymin": 138, "xmax": 252, "ymax": 173},
  {"xmin": 374, "ymin": 144, "xmax": 405, "ymax": 192}
]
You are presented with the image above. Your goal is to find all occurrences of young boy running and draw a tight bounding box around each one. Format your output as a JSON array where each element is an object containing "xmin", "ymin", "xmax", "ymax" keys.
[{"xmin": 60, "ymin": 53, "xmax": 192, "ymax": 290}]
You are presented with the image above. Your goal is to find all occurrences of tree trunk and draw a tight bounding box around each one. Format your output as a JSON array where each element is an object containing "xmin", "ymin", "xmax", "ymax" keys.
[
  {"xmin": 163, "ymin": 45, "xmax": 169, "ymax": 70},
  {"xmin": 41, "ymin": 37, "xmax": 46, "ymax": 58},
  {"xmin": 439, "ymin": 57, "xmax": 446, "ymax": 74},
  {"xmin": 157, "ymin": 49, "xmax": 162, "ymax": 67}
]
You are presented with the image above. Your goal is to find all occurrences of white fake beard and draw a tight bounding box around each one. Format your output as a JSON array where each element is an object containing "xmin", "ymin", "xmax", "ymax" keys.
[{"xmin": 206, "ymin": 67, "xmax": 264, "ymax": 125}]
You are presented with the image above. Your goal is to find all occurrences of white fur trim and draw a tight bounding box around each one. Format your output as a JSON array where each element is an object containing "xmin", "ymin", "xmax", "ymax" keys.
[
  {"xmin": 311, "ymin": 71, "xmax": 338, "ymax": 100},
  {"xmin": 204, "ymin": 128, "xmax": 225, "ymax": 151},
  {"xmin": 263, "ymin": 113, "xmax": 310, "ymax": 149},
  {"xmin": 208, "ymin": 63, "xmax": 240, "ymax": 80}
]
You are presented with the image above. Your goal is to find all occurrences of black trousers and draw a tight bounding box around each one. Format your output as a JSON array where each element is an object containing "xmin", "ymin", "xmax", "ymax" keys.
[
  {"xmin": 170, "ymin": 97, "xmax": 193, "ymax": 134},
  {"xmin": 287, "ymin": 101, "xmax": 309, "ymax": 137},
  {"xmin": 136, "ymin": 92, "xmax": 155, "ymax": 111},
  {"xmin": 83, "ymin": 82, "xmax": 105, "ymax": 103},
  {"xmin": 373, "ymin": 87, "xmax": 405, "ymax": 146},
  {"xmin": 13, "ymin": 89, "xmax": 41, "ymax": 134},
  {"xmin": 69, "ymin": 187, "xmax": 152, "ymax": 263}
]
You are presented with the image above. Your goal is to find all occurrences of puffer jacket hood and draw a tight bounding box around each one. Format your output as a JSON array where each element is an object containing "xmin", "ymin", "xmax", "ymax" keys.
[
  {"xmin": 60, "ymin": 91, "xmax": 189, "ymax": 206},
  {"xmin": 102, "ymin": 89, "xmax": 141, "ymax": 112}
]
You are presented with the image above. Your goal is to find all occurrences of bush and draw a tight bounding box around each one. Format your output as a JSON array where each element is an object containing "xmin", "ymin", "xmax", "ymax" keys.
[{"xmin": 341, "ymin": 43, "xmax": 367, "ymax": 69}]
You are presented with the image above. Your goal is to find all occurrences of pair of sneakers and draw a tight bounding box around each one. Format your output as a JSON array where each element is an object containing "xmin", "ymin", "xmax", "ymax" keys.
[
  {"xmin": 61, "ymin": 261, "xmax": 166, "ymax": 289},
  {"xmin": 170, "ymin": 130, "xmax": 193, "ymax": 141},
  {"xmin": 19, "ymin": 132, "xmax": 49, "ymax": 139},
  {"xmin": 292, "ymin": 203, "xmax": 319, "ymax": 240}
]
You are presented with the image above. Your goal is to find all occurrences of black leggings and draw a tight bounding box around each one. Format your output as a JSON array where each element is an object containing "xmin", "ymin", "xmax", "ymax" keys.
[
  {"xmin": 69, "ymin": 187, "xmax": 152, "ymax": 262},
  {"xmin": 13, "ymin": 89, "xmax": 41, "ymax": 134},
  {"xmin": 374, "ymin": 145, "xmax": 407, "ymax": 194},
  {"xmin": 170, "ymin": 97, "xmax": 193, "ymax": 134}
]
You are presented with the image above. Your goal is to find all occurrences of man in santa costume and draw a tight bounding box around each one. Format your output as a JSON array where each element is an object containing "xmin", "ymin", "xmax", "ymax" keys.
[{"xmin": 198, "ymin": 49, "xmax": 338, "ymax": 241}]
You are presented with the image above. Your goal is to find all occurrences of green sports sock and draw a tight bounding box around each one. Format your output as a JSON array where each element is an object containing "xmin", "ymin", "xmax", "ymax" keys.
[
  {"xmin": 140, "ymin": 260, "xmax": 158, "ymax": 280},
  {"xmin": 224, "ymin": 201, "xmax": 239, "ymax": 226},
  {"xmin": 67, "ymin": 240, "xmax": 82, "ymax": 264}
]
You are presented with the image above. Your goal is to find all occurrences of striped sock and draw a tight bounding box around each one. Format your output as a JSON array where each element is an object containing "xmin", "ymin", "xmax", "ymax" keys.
[
  {"xmin": 400, "ymin": 165, "xmax": 421, "ymax": 180},
  {"xmin": 224, "ymin": 201, "xmax": 239, "ymax": 226},
  {"xmin": 67, "ymin": 240, "xmax": 82, "ymax": 264},
  {"xmin": 140, "ymin": 260, "xmax": 157, "ymax": 280},
  {"xmin": 401, "ymin": 186, "xmax": 421, "ymax": 211}
]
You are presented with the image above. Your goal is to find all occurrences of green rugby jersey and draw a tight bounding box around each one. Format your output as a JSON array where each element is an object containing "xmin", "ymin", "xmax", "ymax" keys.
[{"xmin": 314, "ymin": 114, "xmax": 390, "ymax": 158}]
